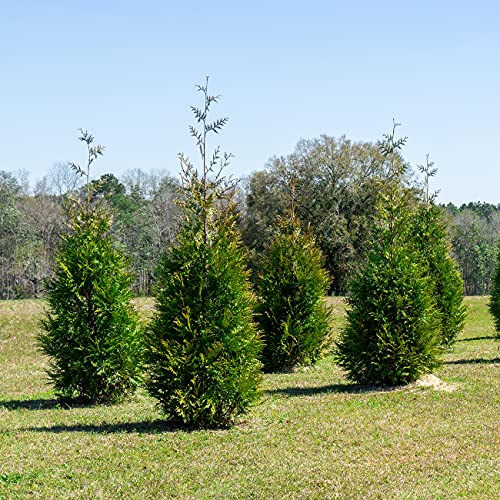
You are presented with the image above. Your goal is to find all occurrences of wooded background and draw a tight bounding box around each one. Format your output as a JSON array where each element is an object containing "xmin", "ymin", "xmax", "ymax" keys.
[{"xmin": 1, "ymin": 135, "xmax": 497, "ymax": 299}]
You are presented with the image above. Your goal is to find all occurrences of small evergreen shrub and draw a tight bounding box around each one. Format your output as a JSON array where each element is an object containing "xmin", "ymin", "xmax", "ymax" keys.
[
  {"xmin": 488, "ymin": 249, "xmax": 500, "ymax": 340},
  {"xmin": 256, "ymin": 212, "xmax": 332, "ymax": 372},
  {"xmin": 411, "ymin": 204, "xmax": 466, "ymax": 347},
  {"xmin": 335, "ymin": 125, "xmax": 442, "ymax": 386},
  {"xmin": 335, "ymin": 238, "xmax": 442, "ymax": 386},
  {"xmin": 144, "ymin": 79, "xmax": 262, "ymax": 429},
  {"xmin": 38, "ymin": 131, "xmax": 142, "ymax": 404}
]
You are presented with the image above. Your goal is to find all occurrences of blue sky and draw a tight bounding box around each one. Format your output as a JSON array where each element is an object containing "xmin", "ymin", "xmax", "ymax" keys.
[{"xmin": 1, "ymin": 1, "xmax": 499, "ymax": 204}]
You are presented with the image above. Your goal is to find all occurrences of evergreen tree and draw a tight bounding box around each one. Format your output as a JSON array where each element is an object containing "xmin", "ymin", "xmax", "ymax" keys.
[
  {"xmin": 39, "ymin": 130, "xmax": 142, "ymax": 404},
  {"xmin": 335, "ymin": 124, "xmax": 442, "ymax": 386},
  {"xmin": 488, "ymin": 249, "xmax": 500, "ymax": 341},
  {"xmin": 256, "ymin": 209, "xmax": 332, "ymax": 372},
  {"xmin": 409, "ymin": 159, "xmax": 466, "ymax": 347},
  {"xmin": 144, "ymin": 79, "xmax": 262, "ymax": 429}
]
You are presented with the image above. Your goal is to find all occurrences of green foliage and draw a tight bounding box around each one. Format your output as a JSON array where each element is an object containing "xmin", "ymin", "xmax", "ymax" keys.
[
  {"xmin": 410, "ymin": 204, "xmax": 466, "ymax": 347},
  {"xmin": 38, "ymin": 131, "xmax": 142, "ymax": 404},
  {"xmin": 488, "ymin": 249, "xmax": 500, "ymax": 340},
  {"xmin": 450, "ymin": 208, "xmax": 499, "ymax": 295},
  {"xmin": 335, "ymin": 124, "xmax": 442, "ymax": 386},
  {"xmin": 336, "ymin": 244, "xmax": 442, "ymax": 385},
  {"xmin": 87, "ymin": 171, "xmax": 181, "ymax": 296},
  {"xmin": 144, "ymin": 79, "xmax": 262, "ymax": 428},
  {"xmin": 0, "ymin": 171, "xmax": 22, "ymax": 299},
  {"xmin": 241, "ymin": 135, "xmax": 411, "ymax": 294},
  {"xmin": 256, "ymin": 212, "xmax": 332, "ymax": 371}
]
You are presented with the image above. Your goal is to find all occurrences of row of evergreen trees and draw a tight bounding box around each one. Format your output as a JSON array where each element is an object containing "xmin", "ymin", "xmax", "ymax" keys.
[{"xmin": 38, "ymin": 82, "xmax": 484, "ymax": 430}]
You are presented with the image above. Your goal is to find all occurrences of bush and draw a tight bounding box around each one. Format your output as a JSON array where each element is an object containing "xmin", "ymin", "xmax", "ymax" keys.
[
  {"xmin": 256, "ymin": 212, "xmax": 332, "ymax": 371},
  {"xmin": 488, "ymin": 249, "xmax": 500, "ymax": 340},
  {"xmin": 144, "ymin": 80, "xmax": 262, "ymax": 428},
  {"xmin": 410, "ymin": 204, "xmax": 466, "ymax": 347},
  {"xmin": 335, "ymin": 125, "xmax": 442, "ymax": 386},
  {"xmin": 38, "ymin": 131, "xmax": 142, "ymax": 403},
  {"xmin": 335, "ymin": 237, "xmax": 442, "ymax": 386}
]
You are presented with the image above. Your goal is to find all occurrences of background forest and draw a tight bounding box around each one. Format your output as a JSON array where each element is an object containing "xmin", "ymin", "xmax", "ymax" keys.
[{"xmin": 1, "ymin": 134, "xmax": 498, "ymax": 300}]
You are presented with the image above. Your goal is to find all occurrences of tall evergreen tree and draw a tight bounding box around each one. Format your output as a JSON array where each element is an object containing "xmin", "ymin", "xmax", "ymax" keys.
[
  {"xmin": 256, "ymin": 208, "xmax": 332, "ymax": 372},
  {"xmin": 335, "ymin": 124, "xmax": 442, "ymax": 386},
  {"xmin": 410, "ymin": 158, "xmax": 466, "ymax": 347},
  {"xmin": 144, "ymin": 79, "xmax": 262, "ymax": 429},
  {"xmin": 488, "ymin": 250, "xmax": 500, "ymax": 341},
  {"xmin": 39, "ymin": 130, "xmax": 142, "ymax": 404},
  {"xmin": 411, "ymin": 205, "xmax": 466, "ymax": 347}
]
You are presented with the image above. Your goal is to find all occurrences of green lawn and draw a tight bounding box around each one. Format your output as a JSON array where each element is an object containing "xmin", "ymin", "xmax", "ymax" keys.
[{"xmin": 1, "ymin": 297, "xmax": 499, "ymax": 499}]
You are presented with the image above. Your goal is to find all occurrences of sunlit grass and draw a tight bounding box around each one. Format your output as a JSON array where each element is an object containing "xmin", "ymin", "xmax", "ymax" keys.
[{"xmin": 1, "ymin": 297, "xmax": 498, "ymax": 498}]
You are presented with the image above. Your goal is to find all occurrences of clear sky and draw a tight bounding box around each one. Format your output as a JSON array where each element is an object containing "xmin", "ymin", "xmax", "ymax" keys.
[{"xmin": 1, "ymin": 0, "xmax": 499, "ymax": 204}]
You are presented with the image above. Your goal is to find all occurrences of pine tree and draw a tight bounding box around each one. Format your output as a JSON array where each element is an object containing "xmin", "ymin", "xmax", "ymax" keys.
[
  {"xmin": 144, "ymin": 79, "xmax": 262, "ymax": 429},
  {"xmin": 256, "ymin": 209, "xmax": 332, "ymax": 372},
  {"xmin": 38, "ymin": 130, "xmax": 142, "ymax": 404},
  {"xmin": 335, "ymin": 124, "xmax": 442, "ymax": 386},
  {"xmin": 488, "ymin": 250, "xmax": 500, "ymax": 341},
  {"xmin": 410, "ymin": 157, "xmax": 466, "ymax": 347}
]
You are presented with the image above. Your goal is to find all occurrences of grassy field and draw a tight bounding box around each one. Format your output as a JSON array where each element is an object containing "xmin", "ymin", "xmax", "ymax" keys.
[{"xmin": 0, "ymin": 297, "xmax": 499, "ymax": 499}]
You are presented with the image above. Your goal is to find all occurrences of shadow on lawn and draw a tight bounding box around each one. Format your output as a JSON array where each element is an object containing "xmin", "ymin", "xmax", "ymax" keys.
[
  {"xmin": 445, "ymin": 357, "xmax": 500, "ymax": 365},
  {"xmin": 0, "ymin": 398, "xmax": 65, "ymax": 411},
  {"xmin": 458, "ymin": 336, "xmax": 496, "ymax": 342},
  {"xmin": 266, "ymin": 383, "xmax": 393, "ymax": 398},
  {"xmin": 23, "ymin": 420, "xmax": 181, "ymax": 434}
]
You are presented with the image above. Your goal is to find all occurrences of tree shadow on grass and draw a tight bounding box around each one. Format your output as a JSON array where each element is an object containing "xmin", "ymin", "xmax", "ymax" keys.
[
  {"xmin": 0, "ymin": 397, "xmax": 137, "ymax": 411},
  {"xmin": 22, "ymin": 420, "xmax": 182, "ymax": 435},
  {"xmin": 458, "ymin": 336, "xmax": 496, "ymax": 342},
  {"xmin": 445, "ymin": 358, "xmax": 500, "ymax": 365},
  {"xmin": 0, "ymin": 398, "xmax": 66, "ymax": 411},
  {"xmin": 266, "ymin": 383, "xmax": 396, "ymax": 398}
]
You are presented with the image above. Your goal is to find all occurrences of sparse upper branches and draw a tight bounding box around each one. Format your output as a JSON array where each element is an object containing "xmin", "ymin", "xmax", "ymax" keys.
[
  {"xmin": 183, "ymin": 78, "xmax": 233, "ymax": 189},
  {"xmin": 418, "ymin": 154, "xmax": 439, "ymax": 205},
  {"xmin": 179, "ymin": 78, "xmax": 235, "ymax": 244},
  {"xmin": 69, "ymin": 128, "xmax": 105, "ymax": 204}
]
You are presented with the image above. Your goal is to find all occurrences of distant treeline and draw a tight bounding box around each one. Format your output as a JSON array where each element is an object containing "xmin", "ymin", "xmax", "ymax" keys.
[
  {"xmin": 1, "ymin": 136, "xmax": 498, "ymax": 299},
  {"xmin": 443, "ymin": 201, "xmax": 500, "ymax": 295}
]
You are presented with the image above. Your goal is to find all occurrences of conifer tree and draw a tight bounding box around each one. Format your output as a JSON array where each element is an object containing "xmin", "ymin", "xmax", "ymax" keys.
[
  {"xmin": 39, "ymin": 130, "xmax": 142, "ymax": 404},
  {"xmin": 488, "ymin": 250, "xmax": 500, "ymax": 341},
  {"xmin": 410, "ymin": 157, "xmax": 466, "ymax": 347},
  {"xmin": 144, "ymin": 79, "xmax": 262, "ymax": 428},
  {"xmin": 335, "ymin": 124, "xmax": 442, "ymax": 386},
  {"xmin": 256, "ymin": 208, "xmax": 332, "ymax": 372}
]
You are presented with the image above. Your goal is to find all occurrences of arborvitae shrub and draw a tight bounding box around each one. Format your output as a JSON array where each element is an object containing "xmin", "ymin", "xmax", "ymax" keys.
[
  {"xmin": 335, "ymin": 236, "xmax": 442, "ymax": 386},
  {"xmin": 488, "ymin": 249, "xmax": 500, "ymax": 341},
  {"xmin": 144, "ymin": 80, "xmax": 262, "ymax": 429},
  {"xmin": 39, "ymin": 131, "xmax": 142, "ymax": 403},
  {"xmin": 256, "ymin": 212, "xmax": 332, "ymax": 372},
  {"xmin": 411, "ymin": 204, "xmax": 466, "ymax": 347},
  {"xmin": 335, "ymin": 125, "xmax": 442, "ymax": 386}
]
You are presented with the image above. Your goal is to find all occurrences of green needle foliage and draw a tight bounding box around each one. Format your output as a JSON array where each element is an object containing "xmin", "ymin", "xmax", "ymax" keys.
[
  {"xmin": 256, "ymin": 210, "xmax": 332, "ymax": 372},
  {"xmin": 144, "ymin": 79, "xmax": 262, "ymax": 429},
  {"xmin": 410, "ymin": 208, "xmax": 466, "ymax": 347},
  {"xmin": 409, "ymin": 157, "xmax": 466, "ymax": 347},
  {"xmin": 335, "ymin": 124, "xmax": 442, "ymax": 386},
  {"xmin": 39, "ymin": 130, "xmax": 142, "ymax": 404},
  {"xmin": 488, "ymin": 250, "xmax": 500, "ymax": 341}
]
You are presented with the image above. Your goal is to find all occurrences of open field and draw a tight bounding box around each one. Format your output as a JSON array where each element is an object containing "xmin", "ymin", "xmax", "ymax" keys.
[{"xmin": 1, "ymin": 296, "xmax": 499, "ymax": 499}]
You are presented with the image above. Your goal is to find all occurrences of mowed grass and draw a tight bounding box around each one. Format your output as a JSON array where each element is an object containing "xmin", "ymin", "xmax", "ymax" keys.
[{"xmin": 0, "ymin": 297, "xmax": 499, "ymax": 499}]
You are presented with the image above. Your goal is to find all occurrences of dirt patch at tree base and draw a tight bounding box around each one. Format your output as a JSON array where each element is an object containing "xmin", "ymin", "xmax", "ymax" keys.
[{"xmin": 414, "ymin": 374, "xmax": 456, "ymax": 392}]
